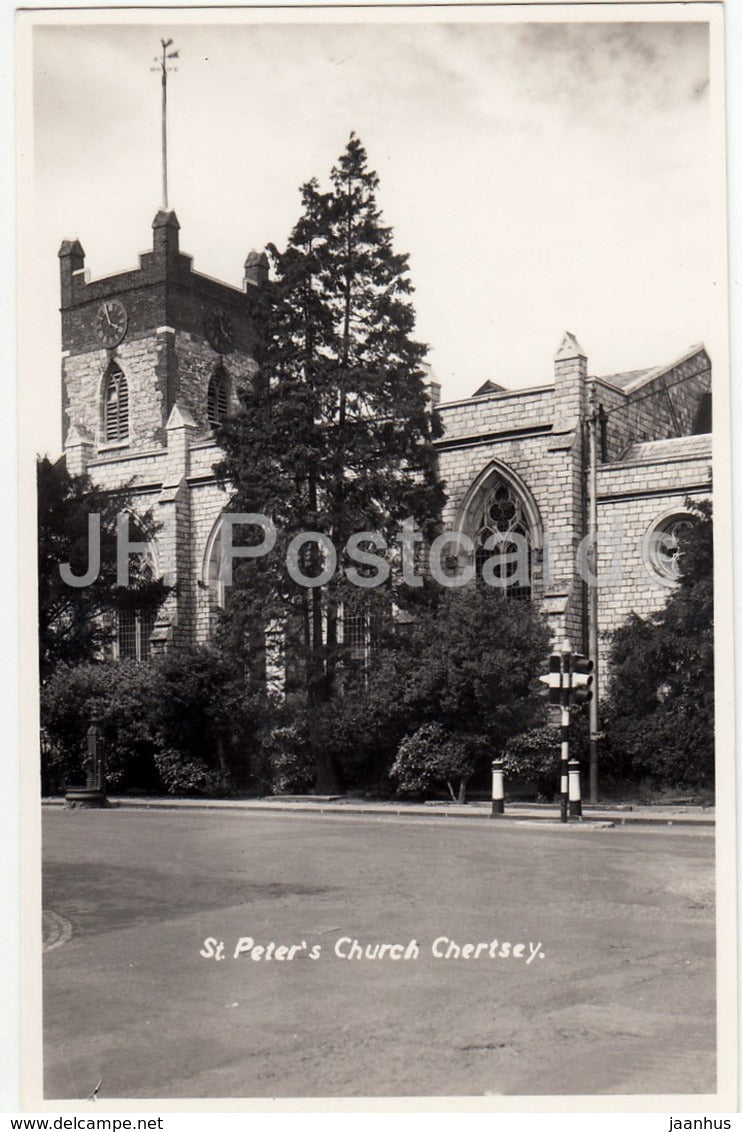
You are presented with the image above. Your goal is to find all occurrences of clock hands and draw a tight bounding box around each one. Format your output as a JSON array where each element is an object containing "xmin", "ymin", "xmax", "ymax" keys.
[
  {"xmin": 95, "ymin": 301, "xmax": 127, "ymax": 346},
  {"xmin": 206, "ymin": 309, "xmax": 234, "ymax": 352}
]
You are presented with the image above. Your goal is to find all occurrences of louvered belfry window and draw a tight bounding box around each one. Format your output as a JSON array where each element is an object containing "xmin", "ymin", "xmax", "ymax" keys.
[
  {"xmin": 207, "ymin": 368, "xmax": 229, "ymax": 427},
  {"xmin": 104, "ymin": 363, "xmax": 129, "ymax": 442}
]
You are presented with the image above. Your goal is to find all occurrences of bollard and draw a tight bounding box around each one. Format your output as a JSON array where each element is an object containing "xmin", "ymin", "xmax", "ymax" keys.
[
  {"xmin": 490, "ymin": 759, "xmax": 505, "ymax": 817},
  {"xmin": 568, "ymin": 758, "xmax": 582, "ymax": 818}
]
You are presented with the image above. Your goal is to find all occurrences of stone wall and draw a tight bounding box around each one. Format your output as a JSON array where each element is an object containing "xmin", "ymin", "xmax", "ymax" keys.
[
  {"xmin": 63, "ymin": 335, "xmax": 170, "ymax": 452},
  {"xmin": 80, "ymin": 410, "xmax": 229, "ymax": 648},
  {"xmin": 594, "ymin": 436, "xmax": 712, "ymax": 676},
  {"xmin": 171, "ymin": 330, "xmax": 257, "ymax": 435},
  {"xmin": 435, "ymin": 386, "xmax": 553, "ymax": 444}
]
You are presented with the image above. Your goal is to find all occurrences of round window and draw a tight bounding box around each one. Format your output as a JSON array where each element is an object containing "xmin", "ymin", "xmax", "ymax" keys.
[{"xmin": 644, "ymin": 514, "xmax": 695, "ymax": 584}]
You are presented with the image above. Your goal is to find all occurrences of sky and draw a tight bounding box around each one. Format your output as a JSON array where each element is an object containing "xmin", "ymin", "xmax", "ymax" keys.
[
  {"xmin": 1, "ymin": 9, "xmax": 736, "ymax": 1110},
  {"xmin": 23, "ymin": 9, "xmax": 722, "ymax": 458}
]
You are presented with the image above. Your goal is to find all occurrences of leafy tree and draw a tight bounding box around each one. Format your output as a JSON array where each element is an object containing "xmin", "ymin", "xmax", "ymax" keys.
[
  {"xmin": 603, "ymin": 500, "xmax": 714, "ymax": 790},
  {"xmin": 37, "ymin": 456, "xmax": 168, "ymax": 680},
  {"xmin": 215, "ymin": 134, "xmax": 445, "ymax": 791},
  {"xmin": 335, "ymin": 586, "xmax": 551, "ymax": 797}
]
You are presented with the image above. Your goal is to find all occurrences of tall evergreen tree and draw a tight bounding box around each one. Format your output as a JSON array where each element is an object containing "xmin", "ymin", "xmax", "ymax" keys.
[{"xmin": 216, "ymin": 135, "xmax": 445, "ymax": 791}]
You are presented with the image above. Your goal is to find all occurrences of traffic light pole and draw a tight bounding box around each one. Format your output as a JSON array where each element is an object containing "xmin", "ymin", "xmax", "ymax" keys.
[
  {"xmin": 560, "ymin": 703, "xmax": 570, "ymax": 823},
  {"xmin": 559, "ymin": 655, "xmax": 572, "ymax": 823},
  {"xmin": 539, "ymin": 650, "xmax": 591, "ymax": 823}
]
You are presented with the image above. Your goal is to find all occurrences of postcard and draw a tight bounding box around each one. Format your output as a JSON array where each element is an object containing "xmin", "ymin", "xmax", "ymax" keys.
[{"xmin": 13, "ymin": 1, "xmax": 737, "ymax": 1116}]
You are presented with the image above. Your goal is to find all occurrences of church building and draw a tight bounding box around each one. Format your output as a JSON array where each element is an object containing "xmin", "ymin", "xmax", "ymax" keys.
[{"xmin": 58, "ymin": 210, "xmax": 713, "ymax": 675}]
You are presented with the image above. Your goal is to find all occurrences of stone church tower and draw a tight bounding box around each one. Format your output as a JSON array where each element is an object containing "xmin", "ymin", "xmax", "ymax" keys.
[{"xmin": 59, "ymin": 210, "xmax": 269, "ymax": 655}]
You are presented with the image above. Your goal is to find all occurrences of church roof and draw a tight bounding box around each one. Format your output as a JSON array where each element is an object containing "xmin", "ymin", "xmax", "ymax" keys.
[
  {"xmin": 594, "ymin": 345, "xmax": 709, "ymax": 394},
  {"xmin": 592, "ymin": 368, "xmax": 652, "ymax": 389},
  {"xmin": 471, "ymin": 379, "xmax": 507, "ymax": 397},
  {"xmin": 622, "ymin": 433, "xmax": 712, "ymax": 463}
]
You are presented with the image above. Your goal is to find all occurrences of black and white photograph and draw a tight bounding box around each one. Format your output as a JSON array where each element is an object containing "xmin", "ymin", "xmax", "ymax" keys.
[{"xmin": 14, "ymin": 1, "xmax": 736, "ymax": 1112}]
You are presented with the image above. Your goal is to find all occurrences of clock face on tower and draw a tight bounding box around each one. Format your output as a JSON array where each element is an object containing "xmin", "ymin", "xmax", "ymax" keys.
[
  {"xmin": 204, "ymin": 307, "xmax": 235, "ymax": 354},
  {"xmin": 94, "ymin": 300, "xmax": 128, "ymax": 348}
]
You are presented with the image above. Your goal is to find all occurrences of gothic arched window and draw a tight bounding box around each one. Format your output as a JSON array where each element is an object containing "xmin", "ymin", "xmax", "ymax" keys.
[
  {"xmin": 474, "ymin": 478, "xmax": 532, "ymax": 600},
  {"xmin": 207, "ymin": 366, "xmax": 229, "ymax": 427},
  {"xmin": 103, "ymin": 363, "xmax": 129, "ymax": 442},
  {"xmin": 206, "ymin": 522, "xmax": 225, "ymax": 615}
]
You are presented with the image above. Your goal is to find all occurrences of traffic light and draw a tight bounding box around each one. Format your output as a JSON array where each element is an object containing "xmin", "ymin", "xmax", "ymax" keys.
[
  {"xmin": 538, "ymin": 653, "xmax": 563, "ymax": 703},
  {"xmin": 570, "ymin": 653, "xmax": 593, "ymax": 705}
]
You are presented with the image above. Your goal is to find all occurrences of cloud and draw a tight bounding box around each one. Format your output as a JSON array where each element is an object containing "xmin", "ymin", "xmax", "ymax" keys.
[{"xmin": 508, "ymin": 22, "xmax": 709, "ymax": 118}]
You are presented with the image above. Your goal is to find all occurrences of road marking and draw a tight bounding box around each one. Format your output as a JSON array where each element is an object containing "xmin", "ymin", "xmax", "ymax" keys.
[{"xmin": 43, "ymin": 909, "xmax": 72, "ymax": 953}]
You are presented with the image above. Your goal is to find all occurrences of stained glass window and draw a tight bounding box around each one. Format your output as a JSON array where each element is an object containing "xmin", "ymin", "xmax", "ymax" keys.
[{"xmin": 474, "ymin": 479, "xmax": 532, "ymax": 600}]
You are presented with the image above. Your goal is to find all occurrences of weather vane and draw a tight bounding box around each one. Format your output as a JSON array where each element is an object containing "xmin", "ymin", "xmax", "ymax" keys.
[{"xmin": 151, "ymin": 38, "xmax": 179, "ymax": 211}]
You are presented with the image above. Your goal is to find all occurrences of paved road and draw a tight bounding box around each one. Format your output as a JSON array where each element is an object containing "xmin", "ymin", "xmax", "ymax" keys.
[{"xmin": 42, "ymin": 809, "xmax": 715, "ymax": 1100}]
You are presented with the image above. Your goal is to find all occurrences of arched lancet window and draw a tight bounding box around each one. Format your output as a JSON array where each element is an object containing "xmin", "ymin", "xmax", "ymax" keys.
[
  {"xmin": 206, "ymin": 523, "xmax": 225, "ymax": 614},
  {"xmin": 103, "ymin": 363, "xmax": 129, "ymax": 443},
  {"xmin": 203, "ymin": 517, "xmax": 229, "ymax": 640},
  {"xmin": 207, "ymin": 365, "xmax": 229, "ymax": 427},
  {"xmin": 473, "ymin": 478, "xmax": 532, "ymax": 600}
]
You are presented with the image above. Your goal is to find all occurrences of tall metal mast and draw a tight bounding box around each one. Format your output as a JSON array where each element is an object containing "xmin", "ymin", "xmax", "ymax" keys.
[{"xmin": 152, "ymin": 38, "xmax": 179, "ymax": 210}]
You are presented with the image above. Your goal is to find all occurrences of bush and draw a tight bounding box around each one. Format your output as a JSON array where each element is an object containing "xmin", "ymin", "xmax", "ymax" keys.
[
  {"xmin": 150, "ymin": 647, "xmax": 267, "ymax": 790},
  {"xmin": 40, "ymin": 649, "xmax": 266, "ymax": 796},
  {"xmin": 150, "ymin": 647, "xmax": 233, "ymax": 765},
  {"xmin": 501, "ymin": 725, "xmax": 562, "ymax": 799},
  {"xmin": 331, "ymin": 587, "xmax": 551, "ymax": 793},
  {"xmin": 602, "ymin": 700, "xmax": 713, "ymax": 792},
  {"xmin": 259, "ymin": 718, "xmax": 316, "ymax": 795},
  {"xmin": 390, "ymin": 723, "xmax": 483, "ymax": 803},
  {"xmin": 40, "ymin": 661, "xmax": 160, "ymax": 792},
  {"xmin": 153, "ymin": 749, "xmax": 231, "ymax": 796}
]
